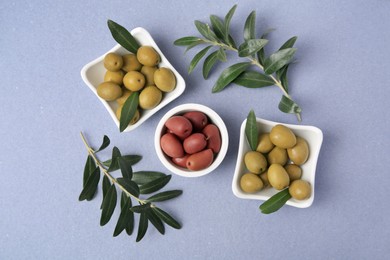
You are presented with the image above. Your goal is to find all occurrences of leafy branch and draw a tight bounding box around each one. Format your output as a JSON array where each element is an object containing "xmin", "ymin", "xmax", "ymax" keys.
[
  {"xmin": 174, "ymin": 5, "xmax": 302, "ymax": 121},
  {"xmin": 79, "ymin": 133, "xmax": 182, "ymax": 242}
]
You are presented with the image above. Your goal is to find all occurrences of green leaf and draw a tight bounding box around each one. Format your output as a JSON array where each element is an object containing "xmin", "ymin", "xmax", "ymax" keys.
[
  {"xmin": 202, "ymin": 51, "xmax": 219, "ymax": 79},
  {"xmin": 233, "ymin": 71, "xmax": 274, "ymax": 88},
  {"xmin": 131, "ymin": 203, "xmax": 151, "ymax": 213},
  {"xmin": 244, "ymin": 11, "xmax": 256, "ymax": 41},
  {"xmin": 227, "ymin": 34, "xmax": 237, "ymax": 49},
  {"xmin": 279, "ymin": 36, "xmax": 297, "ymax": 50},
  {"xmin": 174, "ymin": 36, "xmax": 203, "ymax": 46},
  {"xmin": 217, "ymin": 47, "xmax": 227, "ymax": 62},
  {"xmin": 113, "ymin": 195, "xmax": 131, "ymax": 237},
  {"xmin": 107, "ymin": 147, "xmax": 122, "ymax": 172},
  {"xmin": 238, "ymin": 39, "xmax": 268, "ymax": 57},
  {"xmin": 132, "ymin": 171, "xmax": 166, "ymax": 185},
  {"xmin": 83, "ymin": 155, "xmax": 96, "ymax": 188},
  {"xmin": 245, "ymin": 110, "xmax": 258, "ymax": 151},
  {"xmin": 139, "ymin": 175, "xmax": 172, "ymax": 194},
  {"xmin": 257, "ymin": 28, "xmax": 275, "ymax": 66},
  {"xmin": 100, "ymin": 175, "xmax": 111, "ymax": 209},
  {"xmin": 100, "ymin": 184, "xmax": 117, "ymax": 226},
  {"xmin": 119, "ymin": 157, "xmax": 133, "ymax": 179},
  {"xmin": 152, "ymin": 207, "xmax": 181, "ymax": 229},
  {"xmin": 259, "ymin": 189, "xmax": 291, "ymax": 214},
  {"xmin": 210, "ymin": 15, "xmax": 225, "ymax": 41},
  {"xmin": 120, "ymin": 92, "xmax": 139, "ymax": 132},
  {"xmin": 188, "ymin": 46, "xmax": 212, "ymax": 74},
  {"xmin": 120, "ymin": 192, "xmax": 134, "ymax": 235},
  {"xmin": 117, "ymin": 178, "xmax": 140, "ymax": 197},
  {"xmin": 107, "ymin": 20, "xmax": 140, "ymax": 54},
  {"xmin": 136, "ymin": 213, "xmax": 148, "ymax": 242},
  {"xmin": 185, "ymin": 40, "xmax": 205, "ymax": 53},
  {"xmin": 264, "ymin": 48, "xmax": 297, "ymax": 75},
  {"xmin": 146, "ymin": 209, "xmax": 165, "ymax": 234},
  {"xmin": 276, "ymin": 65, "xmax": 290, "ymax": 93},
  {"xmin": 79, "ymin": 166, "xmax": 100, "ymax": 201},
  {"xmin": 194, "ymin": 20, "xmax": 219, "ymax": 42},
  {"xmin": 224, "ymin": 5, "xmax": 237, "ymax": 44},
  {"xmin": 96, "ymin": 135, "xmax": 110, "ymax": 152},
  {"xmin": 103, "ymin": 155, "xmax": 142, "ymax": 170},
  {"xmin": 146, "ymin": 190, "xmax": 183, "ymax": 203},
  {"xmin": 278, "ymin": 95, "xmax": 302, "ymax": 114},
  {"xmin": 212, "ymin": 62, "xmax": 251, "ymax": 93}
]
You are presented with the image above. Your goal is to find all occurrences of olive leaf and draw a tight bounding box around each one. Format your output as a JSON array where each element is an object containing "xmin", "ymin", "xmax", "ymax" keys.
[
  {"xmin": 279, "ymin": 36, "xmax": 297, "ymax": 50},
  {"xmin": 96, "ymin": 135, "xmax": 110, "ymax": 153},
  {"xmin": 100, "ymin": 175, "xmax": 111, "ymax": 209},
  {"xmin": 79, "ymin": 166, "xmax": 100, "ymax": 201},
  {"xmin": 257, "ymin": 28, "xmax": 275, "ymax": 66},
  {"xmin": 139, "ymin": 175, "xmax": 172, "ymax": 194},
  {"xmin": 103, "ymin": 155, "xmax": 142, "ymax": 171},
  {"xmin": 132, "ymin": 171, "xmax": 166, "ymax": 185},
  {"xmin": 264, "ymin": 48, "xmax": 297, "ymax": 75},
  {"xmin": 107, "ymin": 147, "xmax": 122, "ymax": 172},
  {"xmin": 202, "ymin": 51, "xmax": 220, "ymax": 79},
  {"xmin": 212, "ymin": 62, "xmax": 251, "ymax": 93},
  {"xmin": 146, "ymin": 209, "xmax": 165, "ymax": 234},
  {"xmin": 107, "ymin": 20, "xmax": 140, "ymax": 54},
  {"xmin": 83, "ymin": 155, "xmax": 96, "ymax": 188},
  {"xmin": 244, "ymin": 11, "xmax": 256, "ymax": 41},
  {"xmin": 113, "ymin": 195, "xmax": 132, "ymax": 237},
  {"xmin": 185, "ymin": 40, "xmax": 205, "ymax": 53},
  {"xmin": 210, "ymin": 15, "xmax": 225, "ymax": 41},
  {"xmin": 152, "ymin": 207, "xmax": 181, "ymax": 229},
  {"xmin": 146, "ymin": 190, "xmax": 183, "ymax": 203},
  {"xmin": 278, "ymin": 95, "xmax": 301, "ymax": 114},
  {"xmin": 238, "ymin": 39, "xmax": 268, "ymax": 57},
  {"xmin": 100, "ymin": 184, "xmax": 117, "ymax": 226},
  {"xmin": 136, "ymin": 213, "xmax": 148, "ymax": 242},
  {"xmin": 245, "ymin": 110, "xmax": 258, "ymax": 151},
  {"xmin": 224, "ymin": 4, "xmax": 237, "ymax": 44},
  {"xmin": 119, "ymin": 157, "xmax": 133, "ymax": 179},
  {"xmin": 188, "ymin": 46, "xmax": 212, "ymax": 74},
  {"xmin": 131, "ymin": 203, "xmax": 151, "ymax": 213},
  {"xmin": 233, "ymin": 71, "xmax": 274, "ymax": 88},
  {"xmin": 120, "ymin": 91, "xmax": 139, "ymax": 132},
  {"xmin": 259, "ymin": 189, "xmax": 291, "ymax": 214},
  {"xmin": 173, "ymin": 36, "xmax": 203, "ymax": 46},
  {"xmin": 117, "ymin": 177, "xmax": 140, "ymax": 197},
  {"xmin": 276, "ymin": 64, "xmax": 290, "ymax": 93},
  {"xmin": 194, "ymin": 20, "xmax": 219, "ymax": 42}
]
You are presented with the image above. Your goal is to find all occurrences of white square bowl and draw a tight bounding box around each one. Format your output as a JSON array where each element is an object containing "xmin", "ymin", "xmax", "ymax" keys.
[
  {"xmin": 232, "ymin": 117, "xmax": 323, "ymax": 208},
  {"xmin": 80, "ymin": 27, "xmax": 186, "ymax": 132}
]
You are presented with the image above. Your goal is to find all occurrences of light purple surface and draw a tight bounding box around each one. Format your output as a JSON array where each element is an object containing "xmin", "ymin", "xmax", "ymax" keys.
[{"xmin": 1, "ymin": 0, "xmax": 389, "ymax": 259}]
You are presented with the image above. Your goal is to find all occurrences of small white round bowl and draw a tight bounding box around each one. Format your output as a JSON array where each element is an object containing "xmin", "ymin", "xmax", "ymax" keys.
[
  {"xmin": 155, "ymin": 103, "xmax": 229, "ymax": 177},
  {"xmin": 232, "ymin": 117, "xmax": 323, "ymax": 208}
]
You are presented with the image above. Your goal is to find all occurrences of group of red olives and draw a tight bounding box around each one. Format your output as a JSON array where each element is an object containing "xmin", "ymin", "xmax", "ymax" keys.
[{"xmin": 160, "ymin": 111, "xmax": 221, "ymax": 171}]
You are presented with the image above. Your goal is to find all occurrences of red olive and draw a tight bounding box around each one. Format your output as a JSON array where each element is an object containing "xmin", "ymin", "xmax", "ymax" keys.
[
  {"xmin": 172, "ymin": 154, "xmax": 190, "ymax": 168},
  {"xmin": 202, "ymin": 124, "xmax": 221, "ymax": 153},
  {"xmin": 183, "ymin": 133, "xmax": 207, "ymax": 154},
  {"xmin": 165, "ymin": 116, "xmax": 193, "ymax": 139},
  {"xmin": 160, "ymin": 133, "xmax": 184, "ymax": 158},
  {"xmin": 186, "ymin": 149, "xmax": 214, "ymax": 171},
  {"xmin": 183, "ymin": 111, "xmax": 208, "ymax": 132}
]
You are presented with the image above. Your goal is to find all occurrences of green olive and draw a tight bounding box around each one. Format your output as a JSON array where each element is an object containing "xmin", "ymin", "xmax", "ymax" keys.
[
  {"xmin": 267, "ymin": 164, "xmax": 290, "ymax": 190},
  {"xmin": 103, "ymin": 52, "xmax": 123, "ymax": 72},
  {"xmin": 116, "ymin": 88, "xmax": 132, "ymax": 105},
  {"xmin": 267, "ymin": 146, "xmax": 288, "ymax": 166},
  {"xmin": 154, "ymin": 67, "xmax": 176, "ymax": 92},
  {"xmin": 256, "ymin": 133, "xmax": 274, "ymax": 153},
  {"xmin": 240, "ymin": 173, "xmax": 264, "ymax": 193},
  {"xmin": 270, "ymin": 124, "xmax": 297, "ymax": 149},
  {"xmin": 287, "ymin": 136, "xmax": 309, "ymax": 165},
  {"xmin": 122, "ymin": 54, "xmax": 142, "ymax": 72},
  {"xmin": 259, "ymin": 171, "xmax": 269, "ymax": 187},
  {"xmin": 244, "ymin": 151, "xmax": 267, "ymax": 174},
  {"xmin": 96, "ymin": 82, "xmax": 122, "ymax": 101},
  {"xmin": 104, "ymin": 70, "xmax": 124, "ymax": 85},
  {"xmin": 141, "ymin": 66, "xmax": 158, "ymax": 86},
  {"xmin": 289, "ymin": 180, "xmax": 311, "ymax": 200},
  {"xmin": 137, "ymin": 46, "xmax": 160, "ymax": 66},
  {"xmin": 284, "ymin": 164, "xmax": 302, "ymax": 182},
  {"xmin": 123, "ymin": 71, "xmax": 145, "ymax": 91},
  {"xmin": 116, "ymin": 106, "xmax": 140, "ymax": 125},
  {"xmin": 139, "ymin": 85, "xmax": 162, "ymax": 109}
]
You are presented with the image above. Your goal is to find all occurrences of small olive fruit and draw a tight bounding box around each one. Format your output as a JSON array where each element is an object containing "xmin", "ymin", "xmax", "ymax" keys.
[
  {"xmin": 137, "ymin": 46, "xmax": 160, "ymax": 66},
  {"xmin": 244, "ymin": 151, "xmax": 267, "ymax": 174},
  {"xmin": 154, "ymin": 68, "xmax": 176, "ymax": 92},
  {"xmin": 116, "ymin": 89, "xmax": 132, "ymax": 105},
  {"xmin": 284, "ymin": 164, "xmax": 302, "ymax": 182},
  {"xmin": 259, "ymin": 171, "xmax": 270, "ymax": 187},
  {"xmin": 289, "ymin": 180, "xmax": 311, "ymax": 200},
  {"xmin": 122, "ymin": 54, "xmax": 142, "ymax": 72},
  {"xmin": 97, "ymin": 82, "xmax": 122, "ymax": 101},
  {"xmin": 116, "ymin": 106, "xmax": 140, "ymax": 125},
  {"xmin": 123, "ymin": 71, "xmax": 145, "ymax": 91},
  {"xmin": 141, "ymin": 66, "xmax": 157, "ymax": 86},
  {"xmin": 256, "ymin": 133, "xmax": 274, "ymax": 153},
  {"xmin": 104, "ymin": 52, "xmax": 123, "ymax": 72},
  {"xmin": 267, "ymin": 146, "xmax": 288, "ymax": 166},
  {"xmin": 267, "ymin": 164, "xmax": 290, "ymax": 190},
  {"xmin": 139, "ymin": 86, "xmax": 162, "ymax": 109},
  {"xmin": 104, "ymin": 70, "xmax": 125, "ymax": 85},
  {"xmin": 287, "ymin": 136, "xmax": 309, "ymax": 165},
  {"xmin": 240, "ymin": 173, "xmax": 264, "ymax": 193},
  {"xmin": 270, "ymin": 124, "xmax": 297, "ymax": 149}
]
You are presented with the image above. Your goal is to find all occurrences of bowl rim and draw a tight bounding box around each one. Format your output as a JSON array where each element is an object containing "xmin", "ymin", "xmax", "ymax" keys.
[
  {"xmin": 231, "ymin": 117, "xmax": 323, "ymax": 208},
  {"xmin": 154, "ymin": 103, "xmax": 229, "ymax": 177},
  {"xmin": 80, "ymin": 27, "xmax": 186, "ymax": 132}
]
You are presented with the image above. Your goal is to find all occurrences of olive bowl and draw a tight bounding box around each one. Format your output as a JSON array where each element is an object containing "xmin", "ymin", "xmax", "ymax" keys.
[
  {"xmin": 81, "ymin": 27, "xmax": 186, "ymax": 132},
  {"xmin": 232, "ymin": 117, "xmax": 323, "ymax": 208},
  {"xmin": 154, "ymin": 103, "xmax": 229, "ymax": 178}
]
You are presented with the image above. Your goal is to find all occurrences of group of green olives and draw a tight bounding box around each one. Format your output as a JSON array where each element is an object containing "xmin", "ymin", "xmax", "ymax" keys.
[
  {"xmin": 240, "ymin": 124, "xmax": 312, "ymax": 200},
  {"xmin": 97, "ymin": 46, "xmax": 176, "ymax": 125}
]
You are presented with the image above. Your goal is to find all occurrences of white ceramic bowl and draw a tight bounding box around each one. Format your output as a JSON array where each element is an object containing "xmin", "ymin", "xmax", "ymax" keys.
[
  {"xmin": 81, "ymin": 27, "xmax": 186, "ymax": 132},
  {"xmin": 232, "ymin": 117, "xmax": 323, "ymax": 208},
  {"xmin": 155, "ymin": 103, "xmax": 229, "ymax": 177}
]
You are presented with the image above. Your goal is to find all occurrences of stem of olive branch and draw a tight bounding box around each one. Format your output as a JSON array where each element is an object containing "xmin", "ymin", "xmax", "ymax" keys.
[
  {"xmin": 205, "ymin": 40, "xmax": 302, "ymax": 122},
  {"xmin": 79, "ymin": 132, "xmax": 146, "ymax": 205}
]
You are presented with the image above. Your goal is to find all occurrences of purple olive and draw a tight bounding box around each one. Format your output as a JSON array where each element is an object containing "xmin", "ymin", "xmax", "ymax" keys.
[
  {"xmin": 165, "ymin": 116, "xmax": 193, "ymax": 139},
  {"xmin": 183, "ymin": 133, "xmax": 207, "ymax": 154},
  {"xmin": 183, "ymin": 111, "xmax": 208, "ymax": 132},
  {"xmin": 186, "ymin": 149, "xmax": 214, "ymax": 171},
  {"xmin": 202, "ymin": 124, "xmax": 221, "ymax": 153},
  {"xmin": 160, "ymin": 133, "xmax": 184, "ymax": 158}
]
